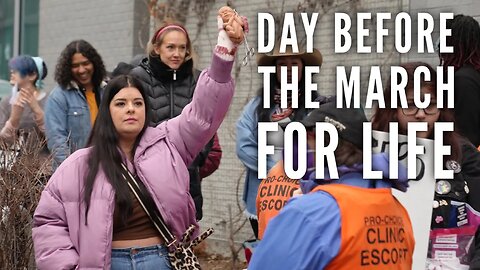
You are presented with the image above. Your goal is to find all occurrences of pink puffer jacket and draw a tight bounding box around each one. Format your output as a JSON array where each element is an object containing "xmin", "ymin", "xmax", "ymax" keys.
[{"xmin": 32, "ymin": 53, "xmax": 234, "ymax": 270}]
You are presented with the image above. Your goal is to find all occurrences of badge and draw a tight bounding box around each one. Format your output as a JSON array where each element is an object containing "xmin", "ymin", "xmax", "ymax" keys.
[
  {"xmin": 433, "ymin": 200, "xmax": 439, "ymax": 208},
  {"xmin": 465, "ymin": 182, "xmax": 470, "ymax": 194},
  {"xmin": 436, "ymin": 180, "xmax": 451, "ymax": 195},
  {"xmin": 435, "ymin": 216, "xmax": 444, "ymax": 224},
  {"xmin": 456, "ymin": 203, "xmax": 468, "ymax": 227},
  {"xmin": 446, "ymin": 160, "xmax": 461, "ymax": 173}
]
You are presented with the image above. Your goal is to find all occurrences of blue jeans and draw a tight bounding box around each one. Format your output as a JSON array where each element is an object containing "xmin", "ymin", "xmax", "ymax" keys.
[{"xmin": 111, "ymin": 245, "xmax": 172, "ymax": 270}]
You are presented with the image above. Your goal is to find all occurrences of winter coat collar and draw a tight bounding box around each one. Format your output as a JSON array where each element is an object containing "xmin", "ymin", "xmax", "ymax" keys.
[{"xmin": 144, "ymin": 56, "xmax": 193, "ymax": 82}]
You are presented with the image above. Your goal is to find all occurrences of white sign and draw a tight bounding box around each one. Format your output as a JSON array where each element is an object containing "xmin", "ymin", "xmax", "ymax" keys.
[{"xmin": 372, "ymin": 130, "xmax": 436, "ymax": 270}]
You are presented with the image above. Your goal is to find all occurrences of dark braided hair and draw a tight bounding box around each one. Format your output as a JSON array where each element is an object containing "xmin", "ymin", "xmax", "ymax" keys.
[
  {"xmin": 55, "ymin": 40, "xmax": 106, "ymax": 89},
  {"xmin": 441, "ymin": 14, "xmax": 480, "ymax": 72}
]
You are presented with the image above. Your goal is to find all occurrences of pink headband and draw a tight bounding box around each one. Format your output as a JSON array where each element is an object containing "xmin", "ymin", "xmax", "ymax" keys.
[{"xmin": 153, "ymin": 25, "xmax": 187, "ymax": 43}]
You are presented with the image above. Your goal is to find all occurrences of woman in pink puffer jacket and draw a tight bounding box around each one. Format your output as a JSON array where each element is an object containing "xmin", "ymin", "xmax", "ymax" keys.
[{"xmin": 32, "ymin": 8, "xmax": 247, "ymax": 270}]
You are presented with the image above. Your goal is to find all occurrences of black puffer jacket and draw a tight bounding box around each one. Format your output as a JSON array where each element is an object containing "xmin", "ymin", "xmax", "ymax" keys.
[
  {"xmin": 131, "ymin": 57, "xmax": 201, "ymax": 125},
  {"xmin": 130, "ymin": 56, "xmax": 212, "ymax": 220}
]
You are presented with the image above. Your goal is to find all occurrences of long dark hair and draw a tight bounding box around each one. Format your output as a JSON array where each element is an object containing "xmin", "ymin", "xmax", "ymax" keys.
[
  {"xmin": 441, "ymin": 14, "xmax": 480, "ymax": 72},
  {"xmin": 83, "ymin": 75, "xmax": 150, "ymax": 224},
  {"xmin": 55, "ymin": 39, "xmax": 106, "ymax": 89},
  {"xmin": 256, "ymin": 59, "xmax": 317, "ymax": 122},
  {"xmin": 372, "ymin": 62, "xmax": 461, "ymax": 161}
]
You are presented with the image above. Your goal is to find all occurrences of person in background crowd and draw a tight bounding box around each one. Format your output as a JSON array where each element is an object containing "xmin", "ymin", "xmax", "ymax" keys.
[
  {"xmin": 236, "ymin": 45, "xmax": 323, "ymax": 238},
  {"xmin": 249, "ymin": 103, "xmax": 414, "ymax": 269},
  {"xmin": 45, "ymin": 40, "xmax": 106, "ymax": 169},
  {"xmin": 130, "ymin": 54, "xmax": 146, "ymax": 67},
  {"xmin": 108, "ymin": 62, "xmax": 134, "ymax": 81},
  {"xmin": 372, "ymin": 62, "xmax": 480, "ymax": 268},
  {"xmin": 372, "ymin": 62, "xmax": 480, "ymax": 227},
  {"xmin": 0, "ymin": 55, "xmax": 48, "ymax": 143},
  {"xmin": 130, "ymin": 22, "xmax": 223, "ymax": 220},
  {"xmin": 439, "ymin": 14, "xmax": 480, "ymax": 147},
  {"xmin": 32, "ymin": 10, "xmax": 246, "ymax": 269}
]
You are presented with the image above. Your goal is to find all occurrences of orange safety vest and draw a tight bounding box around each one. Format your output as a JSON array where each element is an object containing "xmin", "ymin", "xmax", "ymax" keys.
[
  {"xmin": 311, "ymin": 184, "xmax": 415, "ymax": 270},
  {"xmin": 256, "ymin": 161, "xmax": 300, "ymax": 239}
]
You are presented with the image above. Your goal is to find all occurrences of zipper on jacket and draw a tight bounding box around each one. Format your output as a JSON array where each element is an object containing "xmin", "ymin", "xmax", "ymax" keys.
[
  {"xmin": 170, "ymin": 84, "xmax": 174, "ymax": 118},
  {"xmin": 173, "ymin": 70, "xmax": 177, "ymax": 81}
]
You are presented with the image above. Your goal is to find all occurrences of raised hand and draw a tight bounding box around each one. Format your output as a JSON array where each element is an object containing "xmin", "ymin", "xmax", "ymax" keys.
[
  {"xmin": 218, "ymin": 6, "xmax": 248, "ymax": 45},
  {"xmin": 215, "ymin": 6, "xmax": 249, "ymax": 59},
  {"xmin": 15, "ymin": 87, "xmax": 34, "ymax": 107}
]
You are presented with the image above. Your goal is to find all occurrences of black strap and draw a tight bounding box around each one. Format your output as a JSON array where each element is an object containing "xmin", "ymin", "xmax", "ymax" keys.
[{"xmin": 120, "ymin": 164, "xmax": 177, "ymax": 247}]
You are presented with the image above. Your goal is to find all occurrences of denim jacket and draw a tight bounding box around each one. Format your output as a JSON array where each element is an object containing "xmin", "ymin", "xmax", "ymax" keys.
[{"xmin": 45, "ymin": 84, "xmax": 103, "ymax": 169}]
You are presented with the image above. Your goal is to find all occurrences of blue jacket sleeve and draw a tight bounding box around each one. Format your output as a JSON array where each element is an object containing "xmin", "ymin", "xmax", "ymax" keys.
[
  {"xmin": 45, "ymin": 88, "xmax": 69, "ymax": 169},
  {"xmin": 249, "ymin": 192, "xmax": 341, "ymax": 270},
  {"xmin": 236, "ymin": 97, "xmax": 275, "ymax": 172}
]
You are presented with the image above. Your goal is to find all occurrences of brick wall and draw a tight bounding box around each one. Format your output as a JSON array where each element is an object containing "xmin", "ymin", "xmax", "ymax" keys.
[{"xmin": 37, "ymin": 0, "xmax": 480, "ymax": 257}]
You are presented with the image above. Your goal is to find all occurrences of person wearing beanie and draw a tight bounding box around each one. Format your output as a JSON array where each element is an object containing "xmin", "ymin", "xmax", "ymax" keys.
[
  {"xmin": 249, "ymin": 103, "xmax": 414, "ymax": 270},
  {"xmin": 0, "ymin": 55, "xmax": 48, "ymax": 144}
]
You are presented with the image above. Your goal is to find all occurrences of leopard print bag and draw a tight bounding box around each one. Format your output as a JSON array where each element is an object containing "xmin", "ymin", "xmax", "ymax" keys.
[
  {"xmin": 121, "ymin": 164, "xmax": 214, "ymax": 270},
  {"xmin": 167, "ymin": 225, "xmax": 214, "ymax": 270}
]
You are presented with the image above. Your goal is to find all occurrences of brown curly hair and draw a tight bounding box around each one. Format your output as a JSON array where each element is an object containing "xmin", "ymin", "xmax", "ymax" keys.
[{"xmin": 54, "ymin": 40, "xmax": 106, "ymax": 89}]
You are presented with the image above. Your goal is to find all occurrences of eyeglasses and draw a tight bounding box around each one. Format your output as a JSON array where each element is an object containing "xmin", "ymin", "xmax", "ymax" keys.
[{"xmin": 402, "ymin": 103, "xmax": 439, "ymax": 116}]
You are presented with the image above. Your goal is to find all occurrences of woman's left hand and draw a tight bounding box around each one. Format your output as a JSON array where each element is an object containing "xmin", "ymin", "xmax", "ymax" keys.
[
  {"xmin": 18, "ymin": 87, "xmax": 41, "ymax": 113},
  {"xmin": 16, "ymin": 87, "xmax": 33, "ymax": 106}
]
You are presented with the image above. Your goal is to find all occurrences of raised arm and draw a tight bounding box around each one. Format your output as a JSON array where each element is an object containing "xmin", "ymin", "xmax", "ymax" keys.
[{"xmin": 165, "ymin": 7, "xmax": 247, "ymax": 166}]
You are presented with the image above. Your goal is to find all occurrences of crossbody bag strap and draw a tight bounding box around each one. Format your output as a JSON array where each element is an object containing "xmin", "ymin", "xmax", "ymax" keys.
[{"xmin": 120, "ymin": 163, "xmax": 178, "ymax": 248}]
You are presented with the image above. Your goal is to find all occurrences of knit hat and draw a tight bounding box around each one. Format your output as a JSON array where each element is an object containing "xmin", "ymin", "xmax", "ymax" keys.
[{"xmin": 299, "ymin": 102, "xmax": 367, "ymax": 149}]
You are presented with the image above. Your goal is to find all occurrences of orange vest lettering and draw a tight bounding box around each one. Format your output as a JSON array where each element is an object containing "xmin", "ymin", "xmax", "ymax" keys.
[
  {"xmin": 311, "ymin": 184, "xmax": 415, "ymax": 270},
  {"xmin": 256, "ymin": 161, "xmax": 300, "ymax": 239}
]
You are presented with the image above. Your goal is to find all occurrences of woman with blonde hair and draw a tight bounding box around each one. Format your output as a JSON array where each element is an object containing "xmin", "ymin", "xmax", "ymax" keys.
[{"xmin": 131, "ymin": 21, "xmax": 223, "ymax": 221}]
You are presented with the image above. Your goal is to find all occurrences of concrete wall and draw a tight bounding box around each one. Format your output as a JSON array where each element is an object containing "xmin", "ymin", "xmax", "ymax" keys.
[{"xmin": 38, "ymin": 0, "xmax": 148, "ymax": 91}]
